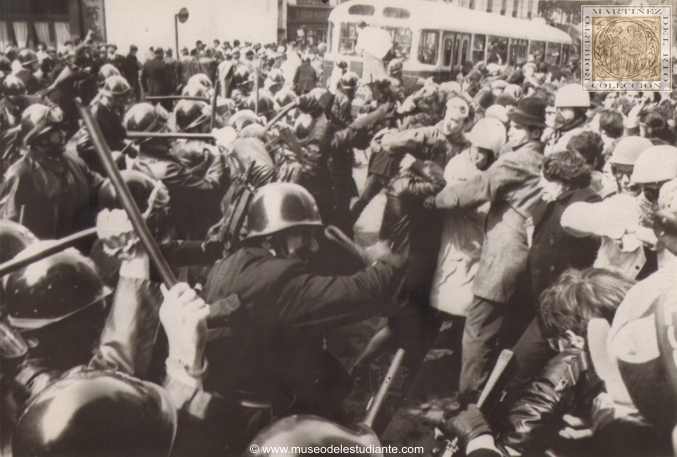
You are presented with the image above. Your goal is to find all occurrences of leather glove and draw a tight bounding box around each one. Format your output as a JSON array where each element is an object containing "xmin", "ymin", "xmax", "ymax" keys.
[{"xmin": 441, "ymin": 404, "xmax": 492, "ymax": 450}]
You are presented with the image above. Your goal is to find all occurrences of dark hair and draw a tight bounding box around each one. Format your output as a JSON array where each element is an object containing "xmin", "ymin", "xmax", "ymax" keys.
[
  {"xmin": 567, "ymin": 131, "xmax": 605, "ymax": 171},
  {"xmin": 474, "ymin": 87, "xmax": 495, "ymax": 109},
  {"xmin": 539, "ymin": 268, "xmax": 635, "ymax": 340},
  {"xmin": 130, "ymin": 44, "xmax": 138, "ymax": 52},
  {"xmin": 495, "ymin": 93, "xmax": 517, "ymax": 107},
  {"xmin": 542, "ymin": 149, "xmax": 592, "ymax": 189},
  {"xmin": 599, "ymin": 109, "xmax": 624, "ymax": 139},
  {"xmin": 506, "ymin": 68, "xmax": 524, "ymax": 85}
]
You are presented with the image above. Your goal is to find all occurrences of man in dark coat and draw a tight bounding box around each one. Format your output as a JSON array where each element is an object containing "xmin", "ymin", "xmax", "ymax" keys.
[
  {"xmin": 508, "ymin": 149, "xmax": 602, "ymax": 392},
  {"xmin": 0, "ymin": 104, "xmax": 103, "ymax": 240},
  {"xmin": 140, "ymin": 47, "xmax": 174, "ymax": 110},
  {"xmin": 122, "ymin": 45, "xmax": 142, "ymax": 101},
  {"xmin": 202, "ymin": 182, "xmax": 406, "ymax": 451},
  {"xmin": 430, "ymin": 96, "xmax": 547, "ymax": 406},
  {"xmin": 293, "ymin": 55, "xmax": 318, "ymax": 95}
]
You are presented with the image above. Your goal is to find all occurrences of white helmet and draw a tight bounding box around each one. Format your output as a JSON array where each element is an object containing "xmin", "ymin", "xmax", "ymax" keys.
[
  {"xmin": 465, "ymin": 118, "xmax": 506, "ymax": 155},
  {"xmin": 631, "ymin": 145, "xmax": 677, "ymax": 185},
  {"xmin": 555, "ymin": 83, "xmax": 590, "ymax": 108}
]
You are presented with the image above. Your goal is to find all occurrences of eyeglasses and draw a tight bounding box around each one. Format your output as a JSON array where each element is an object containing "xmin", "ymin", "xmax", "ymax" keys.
[{"xmin": 610, "ymin": 164, "xmax": 634, "ymax": 179}]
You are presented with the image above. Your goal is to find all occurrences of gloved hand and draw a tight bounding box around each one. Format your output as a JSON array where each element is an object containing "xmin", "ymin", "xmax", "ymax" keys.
[
  {"xmin": 361, "ymin": 240, "xmax": 393, "ymax": 265},
  {"xmin": 160, "ymin": 283, "xmax": 210, "ymax": 375},
  {"xmin": 440, "ymin": 404, "xmax": 492, "ymax": 450}
]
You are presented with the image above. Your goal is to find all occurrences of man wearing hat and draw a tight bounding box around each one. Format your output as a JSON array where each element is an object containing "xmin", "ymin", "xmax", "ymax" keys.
[
  {"xmin": 122, "ymin": 44, "xmax": 141, "ymax": 101},
  {"xmin": 429, "ymin": 96, "xmax": 547, "ymax": 406},
  {"xmin": 140, "ymin": 47, "xmax": 174, "ymax": 110},
  {"xmin": 104, "ymin": 43, "xmax": 125, "ymax": 71}
]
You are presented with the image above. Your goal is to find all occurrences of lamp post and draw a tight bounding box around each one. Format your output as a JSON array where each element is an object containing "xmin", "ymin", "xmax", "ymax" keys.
[{"xmin": 175, "ymin": 7, "xmax": 189, "ymax": 57}]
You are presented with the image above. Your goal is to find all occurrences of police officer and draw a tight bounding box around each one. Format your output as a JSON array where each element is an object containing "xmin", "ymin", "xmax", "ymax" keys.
[
  {"xmin": 329, "ymin": 71, "xmax": 358, "ymax": 129},
  {"xmin": 202, "ymin": 182, "xmax": 406, "ymax": 448},
  {"xmin": 76, "ymin": 75, "xmax": 133, "ymax": 175},
  {"xmin": 13, "ymin": 49, "xmax": 41, "ymax": 95},
  {"xmin": 0, "ymin": 104, "xmax": 104, "ymax": 240},
  {"xmin": 125, "ymin": 103, "xmax": 226, "ymax": 240},
  {"xmin": 0, "ymin": 76, "xmax": 46, "ymax": 174}
]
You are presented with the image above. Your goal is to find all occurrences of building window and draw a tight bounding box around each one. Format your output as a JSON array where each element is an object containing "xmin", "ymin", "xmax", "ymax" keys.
[
  {"xmin": 487, "ymin": 0, "xmax": 493, "ymax": 12},
  {"xmin": 469, "ymin": 0, "xmax": 475, "ymax": 9},
  {"xmin": 500, "ymin": 0, "xmax": 507, "ymax": 15},
  {"xmin": 512, "ymin": 0, "xmax": 519, "ymax": 17},
  {"xmin": 527, "ymin": 0, "xmax": 533, "ymax": 18}
]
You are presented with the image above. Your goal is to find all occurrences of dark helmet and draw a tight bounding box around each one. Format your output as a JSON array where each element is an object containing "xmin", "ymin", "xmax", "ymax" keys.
[
  {"xmin": 245, "ymin": 415, "xmax": 381, "ymax": 457},
  {"xmin": 2, "ymin": 74, "xmax": 26, "ymax": 97},
  {"xmin": 97, "ymin": 63, "xmax": 122, "ymax": 86},
  {"xmin": 0, "ymin": 56, "xmax": 11, "ymax": 73},
  {"xmin": 124, "ymin": 103, "xmax": 169, "ymax": 133},
  {"xmin": 101, "ymin": 75, "xmax": 131, "ymax": 98},
  {"xmin": 17, "ymin": 49, "xmax": 38, "ymax": 67},
  {"xmin": 99, "ymin": 170, "xmax": 168, "ymax": 214},
  {"xmin": 245, "ymin": 182, "xmax": 323, "ymax": 239},
  {"xmin": 274, "ymin": 90, "xmax": 297, "ymax": 108},
  {"xmin": 340, "ymin": 72, "xmax": 359, "ymax": 90},
  {"xmin": 248, "ymin": 94, "xmax": 277, "ymax": 117},
  {"xmin": 234, "ymin": 66, "xmax": 253, "ymax": 87},
  {"xmin": 13, "ymin": 369, "xmax": 177, "ymax": 457},
  {"xmin": 181, "ymin": 82, "xmax": 209, "ymax": 98},
  {"xmin": 186, "ymin": 73, "xmax": 213, "ymax": 89},
  {"xmin": 227, "ymin": 109, "xmax": 263, "ymax": 132},
  {"xmin": 294, "ymin": 113, "xmax": 314, "ymax": 141},
  {"xmin": 4, "ymin": 248, "xmax": 111, "ymax": 329},
  {"xmin": 174, "ymin": 100, "xmax": 211, "ymax": 132},
  {"xmin": 0, "ymin": 220, "xmax": 38, "ymax": 264},
  {"xmin": 20, "ymin": 104, "xmax": 65, "ymax": 146}
]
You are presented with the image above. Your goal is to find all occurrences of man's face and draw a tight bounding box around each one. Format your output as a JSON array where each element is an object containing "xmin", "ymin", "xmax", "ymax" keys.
[
  {"xmin": 539, "ymin": 173, "xmax": 566, "ymax": 202},
  {"xmin": 469, "ymin": 145, "xmax": 491, "ymax": 170},
  {"xmin": 604, "ymin": 92, "xmax": 618, "ymax": 109},
  {"xmin": 443, "ymin": 97, "xmax": 469, "ymax": 135},
  {"xmin": 284, "ymin": 228, "xmax": 320, "ymax": 262},
  {"xmin": 507, "ymin": 120, "xmax": 531, "ymax": 149},
  {"xmin": 610, "ymin": 163, "xmax": 639, "ymax": 196}
]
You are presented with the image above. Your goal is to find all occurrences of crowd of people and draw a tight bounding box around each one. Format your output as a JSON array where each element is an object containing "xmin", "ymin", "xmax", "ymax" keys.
[{"xmin": 1, "ymin": 26, "xmax": 677, "ymax": 457}]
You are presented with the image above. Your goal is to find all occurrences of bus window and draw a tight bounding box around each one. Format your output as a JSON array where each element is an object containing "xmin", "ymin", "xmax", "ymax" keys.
[
  {"xmin": 460, "ymin": 36, "xmax": 470, "ymax": 64},
  {"xmin": 443, "ymin": 37, "xmax": 453, "ymax": 67},
  {"xmin": 383, "ymin": 7, "xmax": 410, "ymax": 18},
  {"xmin": 529, "ymin": 40, "xmax": 545, "ymax": 62},
  {"xmin": 472, "ymin": 34, "xmax": 486, "ymax": 63},
  {"xmin": 328, "ymin": 22, "xmax": 333, "ymax": 53},
  {"xmin": 509, "ymin": 38, "xmax": 528, "ymax": 65},
  {"xmin": 545, "ymin": 42, "xmax": 561, "ymax": 64},
  {"xmin": 487, "ymin": 36, "xmax": 508, "ymax": 65},
  {"xmin": 385, "ymin": 26, "xmax": 412, "ymax": 60},
  {"xmin": 339, "ymin": 23, "xmax": 358, "ymax": 55},
  {"xmin": 348, "ymin": 4, "xmax": 375, "ymax": 15},
  {"xmin": 418, "ymin": 30, "xmax": 439, "ymax": 65}
]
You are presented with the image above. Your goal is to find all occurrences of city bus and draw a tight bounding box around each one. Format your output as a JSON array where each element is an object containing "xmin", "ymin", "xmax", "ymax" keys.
[{"xmin": 323, "ymin": 0, "xmax": 573, "ymax": 93}]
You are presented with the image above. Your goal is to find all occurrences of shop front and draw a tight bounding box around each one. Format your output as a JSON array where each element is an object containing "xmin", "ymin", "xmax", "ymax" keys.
[{"xmin": 287, "ymin": 0, "xmax": 333, "ymax": 45}]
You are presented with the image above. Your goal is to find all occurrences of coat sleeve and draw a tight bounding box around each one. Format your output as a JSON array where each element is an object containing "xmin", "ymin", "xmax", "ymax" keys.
[
  {"xmin": 0, "ymin": 170, "xmax": 22, "ymax": 222},
  {"xmin": 380, "ymin": 126, "xmax": 441, "ymax": 160},
  {"xmin": 277, "ymin": 254, "xmax": 407, "ymax": 328},
  {"xmin": 89, "ymin": 277, "xmax": 163, "ymax": 378},
  {"xmin": 435, "ymin": 152, "xmax": 531, "ymax": 210},
  {"xmin": 497, "ymin": 349, "xmax": 584, "ymax": 455}
]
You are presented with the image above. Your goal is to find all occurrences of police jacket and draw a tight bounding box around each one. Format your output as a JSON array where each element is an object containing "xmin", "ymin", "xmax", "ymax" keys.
[
  {"xmin": 329, "ymin": 89, "xmax": 352, "ymax": 129},
  {"xmin": 202, "ymin": 246, "xmax": 406, "ymax": 404},
  {"xmin": 132, "ymin": 143, "xmax": 226, "ymax": 240},
  {"xmin": 528, "ymin": 186, "xmax": 601, "ymax": 301},
  {"xmin": 0, "ymin": 149, "xmax": 103, "ymax": 240},
  {"xmin": 76, "ymin": 98, "xmax": 127, "ymax": 175},
  {"xmin": 434, "ymin": 140, "xmax": 544, "ymax": 303},
  {"xmin": 293, "ymin": 62, "xmax": 318, "ymax": 95}
]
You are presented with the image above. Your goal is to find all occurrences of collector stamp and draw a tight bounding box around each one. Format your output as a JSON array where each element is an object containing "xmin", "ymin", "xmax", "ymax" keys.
[{"xmin": 582, "ymin": 5, "xmax": 671, "ymax": 91}]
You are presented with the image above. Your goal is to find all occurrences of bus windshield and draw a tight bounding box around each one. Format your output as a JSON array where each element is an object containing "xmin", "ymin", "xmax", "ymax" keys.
[{"xmin": 338, "ymin": 22, "xmax": 412, "ymax": 59}]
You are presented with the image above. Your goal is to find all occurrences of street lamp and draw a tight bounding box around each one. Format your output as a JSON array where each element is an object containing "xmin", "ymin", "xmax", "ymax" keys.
[{"xmin": 175, "ymin": 7, "xmax": 189, "ymax": 57}]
